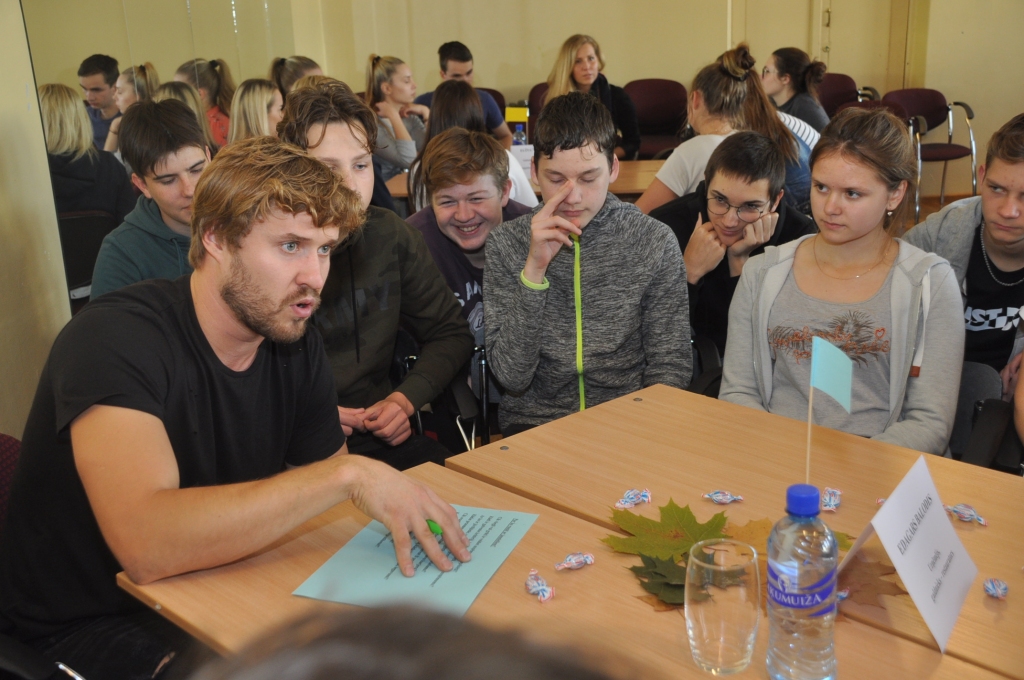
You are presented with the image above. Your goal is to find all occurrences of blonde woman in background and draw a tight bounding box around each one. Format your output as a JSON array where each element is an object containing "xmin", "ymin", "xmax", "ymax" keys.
[
  {"xmin": 104, "ymin": 63, "xmax": 159, "ymax": 152},
  {"xmin": 545, "ymin": 34, "xmax": 640, "ymax": 160},
  {"xmin": 228, "ymin": 79, "xmax": 284, "ymax": 143},
  {"xmin": 154, "ymin": 81, "xmax": 219, "ymax": 154},
  {"xmin": 39, "ymin": 83, "xmax": 135, "ymax": 222},
  {"xmin": 174, "ymin": 58, "xmax": 236, "ymax": 147},
  {"xmin": 269, "ymin": 55, "xmax": 322, "ymax": 99},
  {"xmin": 365, "ymin": 54, "xmax": 429, "ymax": 180}
]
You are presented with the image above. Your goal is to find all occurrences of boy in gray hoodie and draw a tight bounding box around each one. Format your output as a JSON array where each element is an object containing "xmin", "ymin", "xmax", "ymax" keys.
[
  {"xmin": 91, "ymin": 99, "xmax": 210, "ymax": 299},
  {"xmin": 904, "ymin": 113, "xmax": 1024, "ymax": 399},
  {"xmin": 484, "ymin": 92, "xmax": 691, "ymax": 436}
]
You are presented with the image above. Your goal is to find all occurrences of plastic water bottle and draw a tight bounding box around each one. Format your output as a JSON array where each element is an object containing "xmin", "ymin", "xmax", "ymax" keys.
[
  {"xmin": 766, "ymin": 484, "xmax": 838, "ymax": 680},
  {"xmin": 512, "ymin": 124, "xmax": 527, "ymax": 145}
]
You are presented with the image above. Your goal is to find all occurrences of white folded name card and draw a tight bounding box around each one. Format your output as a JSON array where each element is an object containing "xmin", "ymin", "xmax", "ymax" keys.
[{"xmin": 838, "ymin": 455, "xmax": 977, "ymax": 652}]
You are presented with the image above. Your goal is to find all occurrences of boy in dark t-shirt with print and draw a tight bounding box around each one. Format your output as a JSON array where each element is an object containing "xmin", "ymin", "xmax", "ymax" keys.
[
  {"xmin": 905, "ymin": 113, "xmax": 1024, "ymax": 399},
  {"xmin": 0, "ymin": 137, "xmax": 471, "ymax": 680}
]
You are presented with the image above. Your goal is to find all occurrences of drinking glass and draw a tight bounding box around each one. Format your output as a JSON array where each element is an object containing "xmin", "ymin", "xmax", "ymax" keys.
[{"xmin": 684, "ymin": 539, "xmax": 760, "ymax": 675}]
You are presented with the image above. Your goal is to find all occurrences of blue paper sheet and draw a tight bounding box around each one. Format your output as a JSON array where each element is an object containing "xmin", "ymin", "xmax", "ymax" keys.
[{"xmin": 293, "ymin": 505, "xmax": 538, "ymax": 615}]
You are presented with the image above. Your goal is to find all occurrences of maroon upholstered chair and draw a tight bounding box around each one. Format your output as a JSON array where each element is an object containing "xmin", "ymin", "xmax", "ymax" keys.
[
  {"xmin": 883, "ymin": 88, "xmax": 977, "ymax": 220},
  {"xmin": 818, "ymin": 73, "xmax": 881, "ymax": 118},
  {"xmin": 0, "ymin": 433, "xmax": 20, "ymax": 535},
  {"xmin": 527, "ymin": 82, "xmax": 548, "ymax": 141},
  {"xmin": 476, "ymin": 87, "xmax": 506, "ymax": 116},
  {"xmin": 623, "ymin": 79, "xmax": 687, "ymax": 160},
  {"xmin": 835, "ymin": 99, "xmax": 909, "ymax": 120}
]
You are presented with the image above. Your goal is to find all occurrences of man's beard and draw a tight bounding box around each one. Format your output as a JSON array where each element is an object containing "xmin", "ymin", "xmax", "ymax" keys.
[{"xmin": 220, "ymin": 256, "xmax": 320, "ymax": 344}]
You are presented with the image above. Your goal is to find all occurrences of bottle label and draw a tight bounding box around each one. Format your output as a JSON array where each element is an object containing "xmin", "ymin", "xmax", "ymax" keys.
[{"xmin": 767, "ymin": 561, "xmax": 836, "ymax": 612}]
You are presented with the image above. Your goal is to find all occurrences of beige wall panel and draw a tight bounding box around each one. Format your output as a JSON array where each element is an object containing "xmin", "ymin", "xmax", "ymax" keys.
[
  {"xmin": 0, "ymin": 0, "xmax": 71, "ymax": 437},
  {"xmin": 22, "ymin": 0, "xmax": 130, "ymax": 90},
  {"xmin": 735, "ymin": 0, "xmax": 815, "ymax": 68},
  {"xmin": 826, "ymin": 0, "xmax": 892, "ymax": 92},
  {"xmin": 120, "ymin": 0, "xmax": 195, "ymax": 84},
  {"xmin": 918, "ymin": 0, "xmax": 1024, "ymax": 199}
]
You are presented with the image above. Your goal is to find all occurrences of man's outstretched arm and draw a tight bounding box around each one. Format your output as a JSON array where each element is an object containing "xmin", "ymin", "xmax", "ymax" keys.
[{"xmin": 72, "ymin": 405, "xmax": 471, "ymax": 584}]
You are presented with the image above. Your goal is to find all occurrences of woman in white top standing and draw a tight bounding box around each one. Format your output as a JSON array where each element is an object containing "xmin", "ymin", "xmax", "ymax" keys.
[
  {"xmin": 365, "ymin": 54, "xmax": 429, "ymax": 181},
  {"xmin": 720, "ymin": 107, "xmax": 964, "ymax": 455}
]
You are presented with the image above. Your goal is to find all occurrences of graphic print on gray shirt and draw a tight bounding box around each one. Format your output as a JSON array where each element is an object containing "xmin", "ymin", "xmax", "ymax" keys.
[{"xmin": 766, "ymin": 268, "xmax": 894, "ymax": 436}]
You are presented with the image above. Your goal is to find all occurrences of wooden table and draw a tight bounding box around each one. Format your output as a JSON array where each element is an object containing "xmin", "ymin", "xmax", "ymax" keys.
[
  {"xmin": 447, "ymin": 384, "xmax": 1024, "ymax": 679},
  {"xmin": 385, "ymin": 159, "xmax": 663, "ymax": 202},
  {"xmin": 118, "ymin": 464, "xmax": 999, "ymax": 679}
]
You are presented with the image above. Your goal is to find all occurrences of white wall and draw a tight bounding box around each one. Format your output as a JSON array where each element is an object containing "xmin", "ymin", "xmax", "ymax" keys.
[{"xmin": 0, "ymin": 0, "xmax": 71, "ymax": 437}]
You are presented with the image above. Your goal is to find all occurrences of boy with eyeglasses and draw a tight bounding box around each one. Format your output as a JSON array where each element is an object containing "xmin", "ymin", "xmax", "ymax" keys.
[{"xmin": 651, "ymin": 131, "xmax": 816, "ymax": 355}]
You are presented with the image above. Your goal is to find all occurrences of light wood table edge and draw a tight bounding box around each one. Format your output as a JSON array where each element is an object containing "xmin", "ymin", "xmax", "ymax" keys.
[{"xmin": 117, "ymin": 571, "xmax": 235, "ymax": 656}]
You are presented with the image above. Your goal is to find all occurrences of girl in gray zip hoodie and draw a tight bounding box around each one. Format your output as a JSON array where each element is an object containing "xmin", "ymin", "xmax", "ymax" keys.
[{"xmin": 720, "ymin": 108, "xmax": 964, "ymax": 455}]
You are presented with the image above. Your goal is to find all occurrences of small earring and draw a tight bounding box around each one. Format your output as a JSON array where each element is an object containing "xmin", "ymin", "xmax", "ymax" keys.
[{"xmin": 887, "ymin": 210, "xmax": 893, "ymax": 216}]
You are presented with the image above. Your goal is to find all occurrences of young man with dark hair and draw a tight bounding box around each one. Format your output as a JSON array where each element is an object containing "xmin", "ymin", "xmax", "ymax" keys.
[
  {"xmin": 484, "ymin": 91, "xmax": 691, "ymax": 436},
  {"xmin": 0, "ymin": 137, "xmax": 471, "ymax": 679},
  {"xmin": 279, "ymin": 79, "xmax": 474, "ymax": 468},
  {"xmin": 414, "ymin": 41, "xmax": 513, "ymax": 149},
  {"xmin": 906, "ymin": 113, "xmax": 1024, "ymax": 399},
  {"xmin": 650, "ymin": 131, "xmax": 817, "ymax": 355},
  {"xmin": 78, "ymin": 54, "xmax": 121, "ymax": 149},
  {"xmin": 90, "ymin": 98, "xmax": 210, "ymax": 299}
]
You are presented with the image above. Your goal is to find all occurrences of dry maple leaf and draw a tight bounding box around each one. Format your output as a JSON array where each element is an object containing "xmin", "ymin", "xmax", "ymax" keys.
[
  {"xmin": 838, "ymin": 554, "xmax": 908, "ymax": 607},
  {"xmin": 603, "ymin": 499, "xmax": 728, "ymax": 562}
]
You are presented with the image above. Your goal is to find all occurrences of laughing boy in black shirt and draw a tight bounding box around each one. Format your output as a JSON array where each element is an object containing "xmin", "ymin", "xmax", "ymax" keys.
[{"xmin": 0, "ymin": 137, "xmax": 470, "ymax": 679}]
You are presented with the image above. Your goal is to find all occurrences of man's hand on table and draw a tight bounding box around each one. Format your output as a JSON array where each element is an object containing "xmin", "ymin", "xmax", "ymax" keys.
[{"xmin": 343, "ymin": 455, "xmax": 471, "ymax": 576}]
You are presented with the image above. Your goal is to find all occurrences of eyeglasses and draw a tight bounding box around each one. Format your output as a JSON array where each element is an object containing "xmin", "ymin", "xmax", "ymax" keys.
[
  {"xmin": 762, "ymin": 66, "xmax": 776, "ymax": 77},
  {"xmin": 706, "ymin": 194, "xmax": 768, "ymax": 223}
]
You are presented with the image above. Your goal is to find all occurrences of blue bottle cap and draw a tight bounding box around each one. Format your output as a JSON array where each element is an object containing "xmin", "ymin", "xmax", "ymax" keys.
[{"xmin": 786, "ymin": 484, "xmax": 821, "ymax": 516}]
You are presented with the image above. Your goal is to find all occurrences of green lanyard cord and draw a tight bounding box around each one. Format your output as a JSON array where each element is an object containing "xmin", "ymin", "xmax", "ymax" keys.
[{"xmin": 572, "ymin": 233, "xmax": 585, "ymax": 411}]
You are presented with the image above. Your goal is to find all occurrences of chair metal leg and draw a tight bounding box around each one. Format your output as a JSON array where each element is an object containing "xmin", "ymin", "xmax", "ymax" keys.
[
  {"xmin": 940, "ymin": 161, "xmax": 948, "ymax": 206},
  {"xmin": 479, "ymin": 346, "xmax": 490, "ymax": 446}
]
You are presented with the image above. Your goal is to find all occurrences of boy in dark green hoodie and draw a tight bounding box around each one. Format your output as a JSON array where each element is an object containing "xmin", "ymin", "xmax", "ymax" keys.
[
  {"xmin": 90, "ymin": 99, "xmax": 210, "ymax": 299},
  {"xmin": 280, "ymin": 79, "xmax": 474, "ymax": 470}
]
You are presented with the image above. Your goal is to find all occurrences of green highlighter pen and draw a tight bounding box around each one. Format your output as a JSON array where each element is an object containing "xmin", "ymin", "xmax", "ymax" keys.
[{"xmin": 426, "ymin": 519, "xmax": 443, "ymax": 535}]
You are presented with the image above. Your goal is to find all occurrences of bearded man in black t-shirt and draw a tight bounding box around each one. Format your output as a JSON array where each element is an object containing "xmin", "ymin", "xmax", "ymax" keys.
[{"xmin": 0, "ymin": 137, "xmax": 471, "ymax": 680}]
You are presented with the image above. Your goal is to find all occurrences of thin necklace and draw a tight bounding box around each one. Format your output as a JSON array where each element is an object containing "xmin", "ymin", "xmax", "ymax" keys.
[
  {"xmin": 979, "ymin": 223, "xmax": 1024, "ymax": 287},
  {"xmin": 812, "ymin": 235, "xmax": 893, "ymax": 280}
]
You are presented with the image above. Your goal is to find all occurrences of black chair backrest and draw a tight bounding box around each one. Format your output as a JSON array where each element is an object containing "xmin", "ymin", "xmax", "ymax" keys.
[
  {"xmin": 56, "ymin": 211, "xmax": 119, "ymax": 291},
  {"xmin": 0, "ymin": 433, "xmax": 21, "ymax": 536}
]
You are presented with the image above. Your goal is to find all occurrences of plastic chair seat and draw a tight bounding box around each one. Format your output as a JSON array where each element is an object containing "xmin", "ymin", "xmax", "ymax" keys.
[{"xmin": 920, "ymin": 142, "xmax": 972, "ymax": 162}]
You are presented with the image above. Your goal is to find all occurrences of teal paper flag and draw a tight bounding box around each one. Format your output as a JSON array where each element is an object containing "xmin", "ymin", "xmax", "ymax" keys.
[{"xmin": 810, "ymin": 336, "xmax": 852, "ymax": 413}]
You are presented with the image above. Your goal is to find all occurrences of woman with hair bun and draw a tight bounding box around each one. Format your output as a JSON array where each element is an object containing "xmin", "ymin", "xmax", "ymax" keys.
[
  {"xmin": 637, "ymin": 44, "xmax": 812, "ymax": 216},
  {"xmin": 174, "ymin": 58, "xmax": 237, "ymax": 147},
  {"xmin": 762, "ymin": 47, "xmax": 830, "ymax": 132},
  {"xmin": 103, "ymin": 63, "xmax": 159, "ymax": 153},
  {"xmin": 268, "ymin": 55, "xmax": 322, "ymax": 99},
  {"xmin": 720, "ymin": 107, "xmax": 964, "ymax": 455}
]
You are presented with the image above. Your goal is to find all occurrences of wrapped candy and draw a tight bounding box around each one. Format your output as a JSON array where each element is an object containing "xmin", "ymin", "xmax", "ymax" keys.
[
  {"xmin": 983, "ymin": 578, "xmax": 1008, "ymax": 600},
  {"xmin": 837, "ymin": 588, "xmax": 850, "ymax": 602},
  {"xmin": 703, "ymin": 490, "xmax": 743, "ymax": 504},
  {"xmin": 822, "ymin": 487, "xmax": 842, "ymax": 512},
  {"xmin": 876, "ymin": 498, "xmax": 887, "ymax": 505},
  {"xmin": 615, "ymin": 488, "xmax": 652, "ymax": 509},
  {"xmin": 526, "ymin": 569, "xmax": 554, "ymax": 602},
  {"xmin": 944, "ymin": 503, "xmax": 988, "ymax": 526},
  {"xmin": 555, "ymin": 552, "xmax": 595, "ymax": 571}
]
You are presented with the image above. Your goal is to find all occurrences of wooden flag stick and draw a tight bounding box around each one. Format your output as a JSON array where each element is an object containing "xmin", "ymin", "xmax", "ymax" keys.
[{"xmin": 805, "ymin": 387, "xmax": 814, "ymax": 484}]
